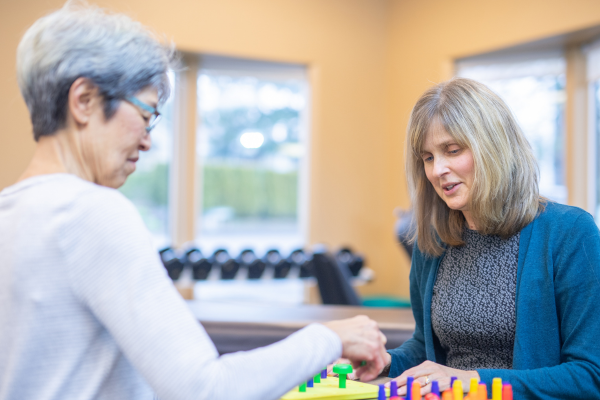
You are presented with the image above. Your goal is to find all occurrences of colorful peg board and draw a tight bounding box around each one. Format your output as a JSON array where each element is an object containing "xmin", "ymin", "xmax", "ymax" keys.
[{"xmin": 281, "ymin": 377, "xmax": 389, "ymax": 400}]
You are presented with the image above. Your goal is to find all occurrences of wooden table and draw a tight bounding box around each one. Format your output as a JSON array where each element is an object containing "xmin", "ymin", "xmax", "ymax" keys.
[{"xmin": 187, "ymin": 300, "xmax": 415, "ymax": 354}]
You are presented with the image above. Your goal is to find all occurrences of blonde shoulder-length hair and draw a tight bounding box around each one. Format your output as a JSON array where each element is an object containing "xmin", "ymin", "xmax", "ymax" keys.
[{"xmin": 406, "ymin": 78, "xmax": 545, "ymax": 257}]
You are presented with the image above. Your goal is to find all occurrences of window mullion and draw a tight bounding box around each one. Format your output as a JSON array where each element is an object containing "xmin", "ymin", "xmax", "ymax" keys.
[{"xmin": 170, "ymin": 53, "xmax": 199, "ymax": 248}]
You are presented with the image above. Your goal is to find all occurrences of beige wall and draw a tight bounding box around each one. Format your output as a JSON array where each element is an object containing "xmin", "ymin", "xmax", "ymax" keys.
[
  {"xmin": 0, "ymin": 0, "xmax": 409, "ymax": 297},
  {"xmin": 3, "ymin": 0, "xmax": 600, "ymax": 298},
  {"xmin": 385, "ymin": 0, "xmax": 600, "ymax": 213}
]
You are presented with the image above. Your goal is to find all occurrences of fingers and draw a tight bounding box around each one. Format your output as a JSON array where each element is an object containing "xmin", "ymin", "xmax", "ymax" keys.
[
  {"xmin": 327, "ymin": 358, "xmax": 351, "ymax": 378},
  {"xmin": 354, "ymin": 361, "xmax": 381, "ymax": 382},
  {"xmin": 354, "ymin": 344, "xmax": 388, "ymax": 382},
  {"xmin": 380, "ymin": 331, "xmax": 387, "ymax": 345},
  {"xmin": 324, "ymin": 314, "xmax": 388, "ymax": 383},
  {"xmin": 383, "ymin": 365, "xmax": 454, "ymax": 397}
]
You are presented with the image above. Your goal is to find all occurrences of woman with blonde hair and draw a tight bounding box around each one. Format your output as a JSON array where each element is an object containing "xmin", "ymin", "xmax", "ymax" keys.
[{"xmin": 382, "ymin": 78, "xmax": 600, "ymax": 399}]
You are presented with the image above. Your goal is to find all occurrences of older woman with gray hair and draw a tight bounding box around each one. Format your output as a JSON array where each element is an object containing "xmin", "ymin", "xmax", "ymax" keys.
[
  {"xmin": 0, "ymin": 4, "xmax": 388, "ymax": 400},
  {"xmin": 382, "ymin": 78, "xmax": 600, "ymax": 399}
]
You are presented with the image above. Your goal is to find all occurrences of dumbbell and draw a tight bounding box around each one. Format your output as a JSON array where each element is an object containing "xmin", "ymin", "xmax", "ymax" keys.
[
  {"xmin": 184, "ymin": 248, "xmax": 212, "ymax": 280},
  {"xmin": 336, "ymin": 247, "xmax": 364, "ymax": 277},
  {"xmin": 211, "ymin": 249, "xmax": 240, "ymax": 280},
  {"xmin": 264, "ymin": 249, "xmax": 292, "ymax": 279},
  {"xmin": 238, "ymin": 249, "xmax": 266, "ymax": 279},
  {"xmin": 288, "ymin": 249, "xmax": 313, "ymax": 278},
  {"xmin": 159, "ymin": 247, "xmax": 185, "ymax": 281}
]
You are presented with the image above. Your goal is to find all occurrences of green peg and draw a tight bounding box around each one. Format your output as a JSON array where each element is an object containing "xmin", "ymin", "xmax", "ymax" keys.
[
  {"xmin": 314, "ymin": 372, "xmax": 321, "ymax": 383},
  {"xmin": 360, "ymin": 361, "xmax": 366, "ymax": 367},
  {"xmin": 299, "ymin": 382, "xmax": 306, "ymax": 392},
  {"xmin": 333, "ymin": 364, "xmax": 353, "ymax": 389}
]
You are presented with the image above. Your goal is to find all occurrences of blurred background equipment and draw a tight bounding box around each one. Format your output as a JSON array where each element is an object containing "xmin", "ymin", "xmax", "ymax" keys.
[
  {"xmin": 159, "ymin": 247, "xmax": 185, "ymax": 280},
  {"xmin": 210, "ymin": 249, "xmax": 240, "ymax": 280},
  {"xmin": 289, "ymin": 249, "xmax": 313, "ymax": 278},
  {"xmin": 264, "ymin": 249, "xmax": 293, "ymax": 279},
  {"xmin": 335, "ymin": 247, "xmax": 365, "ymax": 277},
  {"xmin": 394, "ymin": 208, "xmax": 415, "ymax": 259},
  {"xmin": 238, "ymin": 249, "xmax": 266, "ymax": 279},
  {"xmin": 157, "ymin": 245, "xmax": 380, "ymax": 306},
  {"xmin": 312, "ymin": 248, "xmax": 361, "ymax": 306},
  {"xmin": 184, "ymin": 248, "xmax": 212, "ymax": 280}
]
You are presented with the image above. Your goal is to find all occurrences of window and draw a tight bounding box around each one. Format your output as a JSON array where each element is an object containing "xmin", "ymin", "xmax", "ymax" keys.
[
  {"xmin": 196, "ymin": 56, "xmax": 309, "ymax": 253},
  {"xmin": 586, "ymin": 42, "xmax": 600, "ymax": 224},
  {"xmin": 457, "ymin": 54, "xmax": 567, "ymax": 204},
  {"xmin": 119, "ymin": 72, "xmax": 176, "ymax": 248}
]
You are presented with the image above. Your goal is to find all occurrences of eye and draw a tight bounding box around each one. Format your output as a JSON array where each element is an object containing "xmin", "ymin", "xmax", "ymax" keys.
[{"xmin": 423, "ymin": 155, "xmax": 433, "ymax": 163}]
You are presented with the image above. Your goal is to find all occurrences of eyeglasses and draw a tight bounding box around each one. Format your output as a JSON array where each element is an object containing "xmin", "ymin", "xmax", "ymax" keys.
[{"xmin": 125, "ymin": 96, "xmax": 161, "ymax": 133}]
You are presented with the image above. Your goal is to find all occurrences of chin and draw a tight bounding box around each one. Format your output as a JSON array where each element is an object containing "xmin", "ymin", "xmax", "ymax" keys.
[
  {"xmin": 114, "ymin": 175, "xmax": 129, "ymax": 189},
  {"xmin": 100, "ymin": 173, "xmax": 128, "ymax": 189},
  {"xmin": 444, "ymin": 200, "xmax": 468, "ymax": 211}
]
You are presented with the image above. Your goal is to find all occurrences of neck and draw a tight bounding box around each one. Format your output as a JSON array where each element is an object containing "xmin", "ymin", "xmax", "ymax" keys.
[
  {"xmin": 462, "ymin": 210, "xmax": 478, "ymax": 230},
  {"xmin": 18, "ymin": 129, "xmax": 94, "ymax": 184}
]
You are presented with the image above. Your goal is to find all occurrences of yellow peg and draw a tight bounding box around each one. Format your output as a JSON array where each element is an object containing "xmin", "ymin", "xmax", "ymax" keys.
[
  {"xmin": 469, "ymin": 378, "xmax": 479, "ymax": 396},
  {"xmin": 453, "ymin": 379, "xmax": 464, "ymax": 400},
  {"xmin": 492, "ymin": 378, "xmax": 502, "ymax": 400}
]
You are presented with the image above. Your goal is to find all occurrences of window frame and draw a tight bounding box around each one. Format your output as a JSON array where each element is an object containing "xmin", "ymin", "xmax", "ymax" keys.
[
  {"xmin": 168, "ymin": 53, "xmax": 312, "ymax": 249},
  {"xmin": 453, "ymin": 27, "xmax": 600, "ymax": 218}
]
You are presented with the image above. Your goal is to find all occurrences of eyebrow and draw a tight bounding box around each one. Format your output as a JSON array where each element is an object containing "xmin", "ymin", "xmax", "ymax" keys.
[{"xmin": 420, "ymin": 140, "xmax": 459, "ymax": 155}]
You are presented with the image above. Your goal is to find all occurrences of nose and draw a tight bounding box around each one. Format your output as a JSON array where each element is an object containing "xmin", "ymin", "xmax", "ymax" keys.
[
  {"xmin": 431, "ymin": 155, "xmax": 450, "ymax": 178},
  {"xmin": 139, "ymin": 132, "xmax": 152, "ymax": 152}
]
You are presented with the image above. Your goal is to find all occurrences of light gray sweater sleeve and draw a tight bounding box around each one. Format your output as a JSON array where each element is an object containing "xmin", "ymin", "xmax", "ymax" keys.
[{"xmin": 62, "ymin": 188, "xmax": 342, "ymax": 400}]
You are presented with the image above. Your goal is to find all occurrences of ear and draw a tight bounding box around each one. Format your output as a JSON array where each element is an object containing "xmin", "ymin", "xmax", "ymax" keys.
[{"xmin": 67, "ymin": 77, "xmax": 100, "ymax": 128}]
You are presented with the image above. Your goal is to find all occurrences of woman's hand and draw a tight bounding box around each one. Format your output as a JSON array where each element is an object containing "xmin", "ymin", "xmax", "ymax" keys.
[
  {"xmin": 328, "ymin": 352, "xmax": 392, "ymax": 381},
  {"xmin": 327, "ymin": 358, "xmax": 356, "ymax": 379},
  {"xmin": 323, "ymin": 316, "xmax": 388, "ymax": 382},
  {"xmin": 385, "ymin": 360, "xmax": 479, "ymax": 397}
]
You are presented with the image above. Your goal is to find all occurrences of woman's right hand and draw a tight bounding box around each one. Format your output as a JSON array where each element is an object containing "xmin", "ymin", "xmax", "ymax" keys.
[{"xmin": 323, "ymin": 315, "xmax": 389, "ymax": 382}]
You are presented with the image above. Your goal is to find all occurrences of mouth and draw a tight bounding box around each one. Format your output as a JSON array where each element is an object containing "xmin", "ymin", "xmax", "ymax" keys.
[
  {"xmin": 127, "ymin": 157, "xmax": 139, "ymax": 163},
  {"xmin": 442, "ymin": 182, "xmax": 461, "ymax": 195}
]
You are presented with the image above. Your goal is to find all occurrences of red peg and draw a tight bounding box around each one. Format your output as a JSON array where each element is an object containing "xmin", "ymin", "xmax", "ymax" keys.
[{"xmin": 502, "ymin": 384, "xmax": 513, "ymax": 400}]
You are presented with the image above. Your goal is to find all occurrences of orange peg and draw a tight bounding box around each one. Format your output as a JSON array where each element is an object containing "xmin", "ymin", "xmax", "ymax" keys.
[
  {"xmin": 477, "ymin": 383, "xmax": 488, "ymax": 400},
  {"xmin": 442, "ymin": 389, "xmax": 454, "ymax": 400},
  {"xmin": 425, "ymin": 394, "xmax": 441, "ymax": 400},
  {"xmin": 412, "ymin": 381, "xmax": 422, "ymax": 400}
]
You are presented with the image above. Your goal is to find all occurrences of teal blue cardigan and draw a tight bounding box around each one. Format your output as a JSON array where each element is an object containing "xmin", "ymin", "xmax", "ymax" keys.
[{"xmin": 388, "ymin": 202, "xmax": 600, "ymax": 399}]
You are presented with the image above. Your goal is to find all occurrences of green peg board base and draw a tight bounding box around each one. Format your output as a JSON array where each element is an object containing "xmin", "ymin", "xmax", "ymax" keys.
[{"xmin": 281, "ymin": 377, "xmax": 389, "ymax": 400}]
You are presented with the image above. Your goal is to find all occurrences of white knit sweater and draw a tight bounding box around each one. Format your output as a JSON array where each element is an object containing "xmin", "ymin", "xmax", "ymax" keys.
[{"xmin": 0, "ymin": 174, "xmax": 341, "ymax": 400}]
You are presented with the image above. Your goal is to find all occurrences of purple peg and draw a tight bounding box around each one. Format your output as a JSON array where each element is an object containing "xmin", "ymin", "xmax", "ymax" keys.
[
  {"xmin": 378, "ymin": 384, "xmax": 386, "ymax": 400},
  {"xmin": 407, "ymin": 376, "xmax": 414, "ymax": 400},
  {"xmin": 390, "ymin": 380, "xmax": 398, "ymax": 398}
]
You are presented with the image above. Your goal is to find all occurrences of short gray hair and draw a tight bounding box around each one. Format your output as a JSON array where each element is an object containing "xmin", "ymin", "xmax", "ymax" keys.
[{"xmin": 17, "ymin": 1, "xmax": 174, "ymax": 140}]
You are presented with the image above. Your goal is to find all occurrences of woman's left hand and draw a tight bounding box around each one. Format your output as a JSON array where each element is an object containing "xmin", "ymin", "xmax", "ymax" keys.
[{"xmin": 385, "ymin": 360, "xmax": 479, "ymax": 397}]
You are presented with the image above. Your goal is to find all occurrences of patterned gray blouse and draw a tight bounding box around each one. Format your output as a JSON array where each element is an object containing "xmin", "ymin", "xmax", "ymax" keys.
[{"xmin": 431, "ymin": 228, "xmax": 520, "ymax": 370}]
